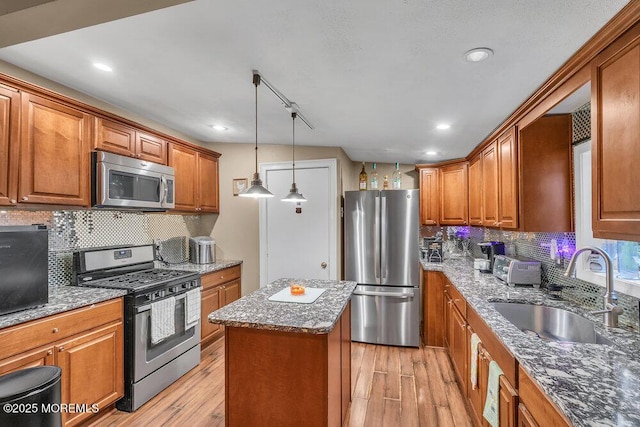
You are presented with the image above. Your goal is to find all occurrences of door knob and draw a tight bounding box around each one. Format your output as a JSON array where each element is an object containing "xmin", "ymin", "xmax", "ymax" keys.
[{"xmin": 321, "ymin": 262, "xmax": 327, "ymax": 269}]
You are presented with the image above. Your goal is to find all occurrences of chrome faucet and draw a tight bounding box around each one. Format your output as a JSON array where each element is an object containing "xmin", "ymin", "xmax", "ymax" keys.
[{"xmin": 565, "ymin": 246, "xmax": 624, "ymax": 328}]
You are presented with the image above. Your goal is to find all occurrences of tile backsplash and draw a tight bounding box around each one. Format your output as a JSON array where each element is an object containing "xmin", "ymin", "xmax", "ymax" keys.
[
  {"xmin": 0, "ymin": 210, "xmax": 206, "ymax": 286},
  {"xmin": 421, "ymin": 225, "xmax": 640, "ymax": 331}
]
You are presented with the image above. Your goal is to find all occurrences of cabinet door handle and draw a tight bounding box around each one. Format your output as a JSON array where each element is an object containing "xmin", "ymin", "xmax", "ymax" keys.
[
  {"xmin": 447, "ymin": 300, "xmax": 453, "ymax": 306},
  {"xmin": 22, "ymin": 196, "xmax": 28, "ymax": 201},
  {"xmin": 58, "ymin": 347, "xmax": 64, "ymax": 352},
  {"xmin": 47, "ymin": 350, "xmax": 53, "ymax": 356},
  {"xmin": 52, "ymin": 328, "xmax": 59, "ymax": 333},
  {"xmin": 10, "ymin": 199, "xmax": 16, "ymax": 204}
]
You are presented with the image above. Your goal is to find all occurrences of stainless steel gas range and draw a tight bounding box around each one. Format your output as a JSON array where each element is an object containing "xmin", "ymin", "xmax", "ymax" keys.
[{"xmin": 73, "ymin": 244, "xmax": 201, "ymax": 412}]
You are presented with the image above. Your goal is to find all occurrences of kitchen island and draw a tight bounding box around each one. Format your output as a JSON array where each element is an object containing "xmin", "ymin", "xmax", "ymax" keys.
[{"xmin": 209, "ymin": 278, "xmax": 356, "ymax": 427}]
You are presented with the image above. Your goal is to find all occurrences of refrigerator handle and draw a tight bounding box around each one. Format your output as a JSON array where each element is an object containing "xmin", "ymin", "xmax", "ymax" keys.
[
  {"xmin": 374, "ymin": 193, "xmax": 380, "ymax": 283},
  {"xmin": 380, "ymin": 192, "xmax": 387, "ymax": 282}
]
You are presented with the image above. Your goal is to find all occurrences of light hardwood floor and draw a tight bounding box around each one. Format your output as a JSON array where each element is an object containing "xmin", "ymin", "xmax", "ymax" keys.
[{"xmin": 89, "ymin": 339, "xmax": 473, "ymax": 427}]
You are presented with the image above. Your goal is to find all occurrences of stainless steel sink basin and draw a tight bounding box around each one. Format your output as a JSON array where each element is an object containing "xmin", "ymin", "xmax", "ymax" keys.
[{"xmin": 491, "ymin": 302, "xmax": 613, "ymax": 345}]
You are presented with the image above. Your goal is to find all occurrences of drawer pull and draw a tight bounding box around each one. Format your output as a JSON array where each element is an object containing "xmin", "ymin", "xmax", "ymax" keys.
[
  {"xmin": 47, "ymin": 350, "xmax": 53, "ymax": 356},
  {"xmin": 52, "ymin": 328, "xmax": 59, "ymax": 333},
  {"xmin": 58, "ymin": 347, "xmax": 64, "ymax": 352}
]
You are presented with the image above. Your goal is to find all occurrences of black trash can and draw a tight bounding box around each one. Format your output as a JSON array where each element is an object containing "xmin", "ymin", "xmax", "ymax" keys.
[{"xmin": 0, "ymin": 366, "xmax": 62, "ymax": 427}]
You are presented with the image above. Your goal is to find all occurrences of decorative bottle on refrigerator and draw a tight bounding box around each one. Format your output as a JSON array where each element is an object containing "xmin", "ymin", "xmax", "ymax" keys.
[
  {"xmin": 392, "ymin": 163, "xmax": 402, "ymax": 189},
  {"xmin": 359, "ymin": 162, "xmax": 368, "ymax": 191},
  {"xmin": 370, "ymin": 163, "xmax": 379, "ymax": 189}
]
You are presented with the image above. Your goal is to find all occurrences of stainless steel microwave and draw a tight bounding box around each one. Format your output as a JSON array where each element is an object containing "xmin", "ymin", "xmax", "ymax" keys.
[{"xmin": 93, "ymin": 151, "xmax": 175, "ymax": 210}]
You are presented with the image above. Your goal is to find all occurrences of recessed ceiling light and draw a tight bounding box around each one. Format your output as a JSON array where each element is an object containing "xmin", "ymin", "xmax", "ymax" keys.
[
  {"xmin": 93, "ymin": 62, "xmax": 113, "ymax": 72},
  {"xmin": 425, "ymin": 151, "xmax": 438, "ymax": 156},
  {"xmin": 464, "ymin": 48, "xmax": 494, "ymax": 63},
  {"xmin": 436, "ymin": 124, "xmax": 451, "ymax": 130},
  {"xmin": 211, "ymin": 125, "xmax": 228, "ymax": 131}
]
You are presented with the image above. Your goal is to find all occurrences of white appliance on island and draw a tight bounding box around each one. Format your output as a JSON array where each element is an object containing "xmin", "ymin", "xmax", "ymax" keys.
[{"xmin": 344, "ymin": 189, "xmax": 421, "ymax": 347}]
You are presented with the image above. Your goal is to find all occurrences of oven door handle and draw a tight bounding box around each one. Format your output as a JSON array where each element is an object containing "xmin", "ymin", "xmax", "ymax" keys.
[{"xmin": 137, "ymin": 293, "xmax": 187, "ymax": 314}]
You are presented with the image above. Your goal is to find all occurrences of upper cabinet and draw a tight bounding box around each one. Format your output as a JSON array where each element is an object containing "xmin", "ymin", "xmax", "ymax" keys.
[
  {"xmin": 467, "ymin": 155, "xmax": 482, "ymax": 226},
  {"xmin": 592, "ymin": 20, "xmax": 640, "ymax": 241},
  {"xmin": 419, "ymin": 168, "xmax": 439, "ymax": 226},
  {"xmin": 0, "ymin": 85, "xmax": 19, "ymax": 206},
  {"xmin": 95, "ymin": 118, "xmax": 167, "ymax": 165},
  {"xmin": 439, "ymin": 162, "xmax": 468, "ymax": 225},
  {"xmin": 19, "ymin": 92, "xmax": 91, "ymax": 207},
  {"xmin": 169, "ymin": 143, "xmax": 219, "ymax": 213},
  {"xmin": 518, "ymin": 115, "xmax": 572, "ymax": 232},
  {"xmin": 481, "ymin": 141, "xmax": 499, "ymax": 227},
  {"xmin": 497, "ymin": 128, "xmax": 518, "ymax": 229}
]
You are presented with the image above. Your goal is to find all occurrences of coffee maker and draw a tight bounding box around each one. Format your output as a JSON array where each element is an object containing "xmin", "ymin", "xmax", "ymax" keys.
[{"xmin": 477, "ymin": 241, "xmax": 506, "ymax": 273}]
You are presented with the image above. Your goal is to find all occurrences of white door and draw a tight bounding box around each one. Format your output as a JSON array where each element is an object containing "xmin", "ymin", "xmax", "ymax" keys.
[{"xmin": 259, "ymin": 159, "xmax": 338, "ymax": 287}]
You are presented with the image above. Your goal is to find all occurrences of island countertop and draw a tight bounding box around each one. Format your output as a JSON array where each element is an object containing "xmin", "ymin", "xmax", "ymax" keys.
[{"xmin": 208, "ymin": 278, "xmax": 356, "ymax": 334}]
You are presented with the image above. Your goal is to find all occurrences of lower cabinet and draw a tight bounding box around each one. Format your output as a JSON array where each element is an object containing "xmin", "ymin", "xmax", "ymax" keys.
[
  {"xmin": 423, "ymin": 271, "xmax": 445, "ymax": 346},
  {"xmin": 224, "ymin": 302, "xmax": 351, "ymax": 426},
  {"xmin": 0, "ymin": 299, "xmax": 124, "ymax": 427},
  {"xmin": 444, "ymin": 280, "xmax": 467, "ymax": 387},
  {"xmin": 518, "ymin": 365, "xmax": 570, "ymax": 427},
  {"xmin": 200, "ymin": 265, "xmax": 242, "ymax": 346}
]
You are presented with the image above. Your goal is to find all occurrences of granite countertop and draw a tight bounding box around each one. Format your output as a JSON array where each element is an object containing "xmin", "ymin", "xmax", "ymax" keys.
[
  {"xmin": 157, "ymin": 260, "xmax": 242, "ymax": 274},
  {"xmin": 0, "ymin": 286, "xmax": 128, "ymax": 330},
  {"xmin": 422, "ymin": 258, "xmax": 640, "ymax": 426},
  {"xmin": 208, "ymin": 278, "xmax": 356, "ymax": 334}
]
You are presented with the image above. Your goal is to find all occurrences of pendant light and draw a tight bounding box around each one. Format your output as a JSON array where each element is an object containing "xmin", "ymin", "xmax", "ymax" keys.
[
  {"xmin": 239, "ymin": 73, "xmax": 274, "ymax": 198},
  {"xmin": 282, "ymin": 111, "xmax": 307, "ymax": 202}
]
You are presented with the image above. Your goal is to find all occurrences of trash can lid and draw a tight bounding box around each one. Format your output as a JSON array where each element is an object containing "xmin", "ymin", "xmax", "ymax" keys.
[{"xmin": 0, "ymin": 366, "xmax": 61, "ymax": 402}]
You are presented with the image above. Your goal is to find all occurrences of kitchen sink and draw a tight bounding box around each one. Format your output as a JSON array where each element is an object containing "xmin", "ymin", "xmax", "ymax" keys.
[{"xmin": 491, "ymin": 302, "xmax": 613, "ymax": 345}]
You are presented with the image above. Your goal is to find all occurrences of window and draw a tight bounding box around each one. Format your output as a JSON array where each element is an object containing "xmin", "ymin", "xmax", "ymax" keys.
[{"xmin": 573, "ymin": 140, "xmax": 640, "ymax": 298}]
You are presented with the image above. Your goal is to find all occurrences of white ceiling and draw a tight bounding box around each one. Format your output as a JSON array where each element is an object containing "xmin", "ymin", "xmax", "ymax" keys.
[{"xmin": 0, "ymin": 0, "xmax": 629, "ymax": 163}]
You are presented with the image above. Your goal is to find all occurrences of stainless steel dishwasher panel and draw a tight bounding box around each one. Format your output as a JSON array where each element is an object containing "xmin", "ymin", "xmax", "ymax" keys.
[{"xmin": 351, "ymin": 284, "xmax": 420, "ymax": 347}]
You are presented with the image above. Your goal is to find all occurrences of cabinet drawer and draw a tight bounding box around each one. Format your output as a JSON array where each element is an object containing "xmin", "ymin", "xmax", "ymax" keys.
[
  {"xmin": 201, "ymin": 265, "xmax": 241, "ymax": 290},
  {"xmin": 444, "ymin": 280, "xmax": 466, "ymax": 317},
  {"xmin": 0, "ymin": 298, "xmax": 123, "ymax": 359}
]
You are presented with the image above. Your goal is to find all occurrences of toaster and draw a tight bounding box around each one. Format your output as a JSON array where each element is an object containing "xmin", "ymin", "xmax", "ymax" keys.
[{"xmin": 492, "ymin": 255, "xmax": 541, "ymax": 287}]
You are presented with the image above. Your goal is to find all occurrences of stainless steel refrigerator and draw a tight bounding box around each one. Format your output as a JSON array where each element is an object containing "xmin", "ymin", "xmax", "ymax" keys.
[{"xmin": 344, "ymin": 189, "xmax": 420, "ymax": 347}]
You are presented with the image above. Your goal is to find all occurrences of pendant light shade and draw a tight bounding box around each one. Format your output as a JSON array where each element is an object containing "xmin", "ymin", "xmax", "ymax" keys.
[
  {"xmin": 239, "ymin": 73, "xmax": 273, "ymax": 198},
  {"xmin": 282, "ymin": 112, "xmax": 307, "ymax": 202}
]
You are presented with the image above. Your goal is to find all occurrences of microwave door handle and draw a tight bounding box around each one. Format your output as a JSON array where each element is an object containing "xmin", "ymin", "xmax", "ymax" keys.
[{"xmin": 160, "ymin": 176, "xmax": 167, "ymax": 206}]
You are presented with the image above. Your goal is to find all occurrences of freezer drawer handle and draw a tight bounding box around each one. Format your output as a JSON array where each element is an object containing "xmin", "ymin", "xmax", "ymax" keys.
[{"xmin": 353, "ymin": 290, "xmax": 414, "ymax": 298}]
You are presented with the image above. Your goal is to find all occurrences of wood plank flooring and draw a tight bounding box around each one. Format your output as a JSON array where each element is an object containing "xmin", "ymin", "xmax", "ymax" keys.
[{"xmin": 89, "ymin": 340, "xmax": 473, "ymax": 427}]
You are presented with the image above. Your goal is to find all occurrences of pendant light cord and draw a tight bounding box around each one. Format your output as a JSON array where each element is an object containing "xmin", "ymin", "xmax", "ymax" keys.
[
  {"xmin": 254, "ymin": 81, "xmax": 258, "ymax": 174},
  {"xmin": 292, "ymin": 112, "xmax": 297, "ymax": 183}
]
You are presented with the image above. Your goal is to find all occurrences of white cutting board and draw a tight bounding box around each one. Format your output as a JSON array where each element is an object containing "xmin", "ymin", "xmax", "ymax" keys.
[{"xmin": 268, "ymin": 287, "xmax": 326, "ymax": 304}]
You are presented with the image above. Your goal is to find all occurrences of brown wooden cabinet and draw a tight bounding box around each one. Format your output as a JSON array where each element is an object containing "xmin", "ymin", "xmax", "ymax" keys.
[
  {"xmin": 592, "ymin": 20, "xmax": 640, "ymax": 240},
  {"xmin": 444, "ymin": 280, "xmax": 467, "ymax": 387},
  {"xmin": 19, "ymin": 92, "xmax": 91, "ymax": 207},
  {"xmin": 200, "ymin": 265, "xmax": 242, "ymax": 346},
  {"xmin": 517, "ymin": 117, "xmax": 572, "ymax": 232},
  {"xmin": 440, "ymin": 162, "xmax": 469, "ymax": 225},
  {"xmin": 518, "ymin": 366, "xmax": 570, "ymax": 427},
  {"xmin": 94, "ymin": 117, "xmax": 167, "ymax": 165},
  {"xmin": 0, "ymin": 85, "xmax": 19, "ymax": 206},
  {"xmin": 423, "ymin": 271, "xmax": 445, "ymax": 346},
  {"xmin": 419, "ymin": 168, "xmax": 439, "ymax": 225},
  {"xmin": 468, "ymin": 155, "xmax": 483, "ymax": 226},
  {"xmin": 497, "ymin": 128, "xmax": 518, "ymax": 229},
  {"xmin": 481, "ymin": 141, "xmax": 499, "ymax": 226},
  {"xmin": 224, "ymin": 302, "xmax": 351, "ymax": 427},
  {"xmin": 0, "ymin": 299, "xmax": 124, "ymax": 426},
  {"xmin": 169, "ymin": 143, "xmax": 220, "ymax": 213},
  {"xmin": 518, "ymin": 404, "xmax": 539, "ymax": 427},
  {"xmin": 56, "ymin": 323, "xmax": 124, "ymax": 426}
]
